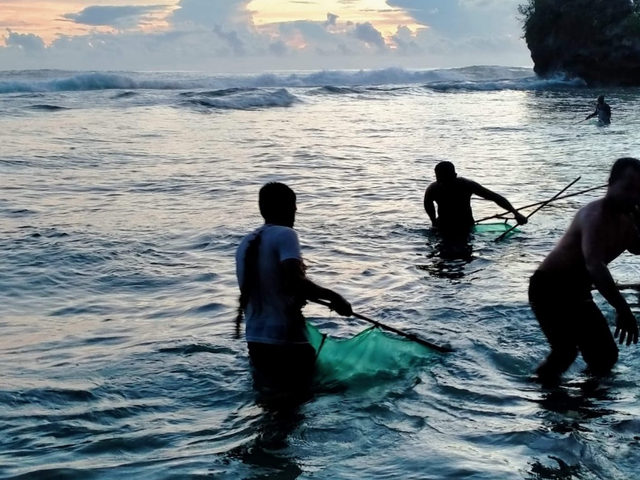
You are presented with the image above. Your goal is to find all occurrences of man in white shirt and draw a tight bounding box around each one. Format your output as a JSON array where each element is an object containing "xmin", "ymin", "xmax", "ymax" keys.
[{"xmin": 236, "ymin": 182, "xmax": 352, "ymax": 391}]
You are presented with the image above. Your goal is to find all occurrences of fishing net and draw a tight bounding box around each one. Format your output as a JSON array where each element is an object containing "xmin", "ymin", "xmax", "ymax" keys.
[
  {"xmin": 473, "ymin": 222, "xmax": 521, "ymax": 235},
  {"xmin": 306, "ymin": 321, "xmax": 439, "ymax": 386}
]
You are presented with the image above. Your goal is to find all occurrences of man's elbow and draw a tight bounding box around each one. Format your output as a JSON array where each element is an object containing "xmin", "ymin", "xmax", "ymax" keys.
[{"xmin": 584, "ymin": 258, "xmax": 607, "ymax": 276}]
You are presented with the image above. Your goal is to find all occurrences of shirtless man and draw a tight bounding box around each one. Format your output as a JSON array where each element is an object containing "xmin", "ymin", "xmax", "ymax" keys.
[
  {"xmin": 424, "ymin": 161, "xmax": 527, "ymax": 237},
  {"xmin": 529, "ymin": 158, "xmax": 640, "ymax": 382}
]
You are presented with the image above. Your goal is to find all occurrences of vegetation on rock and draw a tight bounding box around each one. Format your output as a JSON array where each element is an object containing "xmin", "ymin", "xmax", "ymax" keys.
[{"xmin": 519, "ymin": 0, "xmax": 640, "ymax": 85}]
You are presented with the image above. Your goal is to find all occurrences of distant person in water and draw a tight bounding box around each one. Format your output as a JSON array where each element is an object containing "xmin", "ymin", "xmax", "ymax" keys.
[
  {"xmin": 236, "ymin": 182, "xmax": 352, "ymax": 393},
  {"xmin": 423, "ymin": 161, "xmax": 527, "ymax": 237},
  {"xmin": 586, "ymin": 95, "xmax": 611, "ymax": 124},
  {"xmin": 529, "ymin": 158, "xmax": 640, "ymax": 383}
]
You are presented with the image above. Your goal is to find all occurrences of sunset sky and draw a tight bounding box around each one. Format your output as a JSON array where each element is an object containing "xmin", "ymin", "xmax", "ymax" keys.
[{"xmin": 0, "ymin": 0, "xmax": 531, "ymax": 71}]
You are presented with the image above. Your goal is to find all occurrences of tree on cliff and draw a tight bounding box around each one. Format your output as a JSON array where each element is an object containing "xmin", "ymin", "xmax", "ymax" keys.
[{"xmin": 518, "ymin": 0, "xmax": 640, "ymax": 85}]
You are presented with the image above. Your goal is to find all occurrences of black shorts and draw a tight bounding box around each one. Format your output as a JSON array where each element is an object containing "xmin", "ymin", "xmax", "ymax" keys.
[
  {"xmin": 247, "ymin": 342, "xmax": 316, "ymax": 391},
  {"xmin": 528, "ymin": 270, "xmax": 618, "ymax": 369}
]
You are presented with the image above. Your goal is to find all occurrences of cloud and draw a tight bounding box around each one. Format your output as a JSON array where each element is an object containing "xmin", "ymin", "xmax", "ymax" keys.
[
  {"xmin": 4, "ymin": 30, "xmax": 45, "ymax": 52},
  {"xmin": 353, "ymin": 22, "xmax": 386, "ymax": 50},
  {"xmin": 391, "ymin": 25, "xmax": 422, "ymax": 55},
  {"xmin": 213, "ymin": 24, "xmax": 245, "ymax": 56},
  {"xmin": 0, "ymin": 0, "xmax": 531, "ymax": 71},
  {"xmin": 324, "ymin": 13, "xmax": 339, "ymax": 27},
  {"xmin": 170, "ymin": 0, "xmax": 254, "ymax": 29},
  {"xmin": 269, "ymin": 39, "xmax": 287, "ymax": 56},
  {"xmin": 63, "ymin": 5, "xmax": 169, "ymax": 29},
  {"xmin": 386, "ymin": 0, "xmax": 521, "ymax": 37}
]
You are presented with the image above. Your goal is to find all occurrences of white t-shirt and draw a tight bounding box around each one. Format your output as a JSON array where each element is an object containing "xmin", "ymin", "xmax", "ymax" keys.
[{"xmin": 236, "ymin": 224, "xmax": 308, "ymax": 345}]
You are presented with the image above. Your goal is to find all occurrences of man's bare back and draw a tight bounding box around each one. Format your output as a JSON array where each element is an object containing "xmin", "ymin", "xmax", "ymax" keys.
[
  {"xmin": 539, "ymin": 198, "xmax": 639, "ymax": 274},
  {"xmin": 529, "ymin": 158, "xmax": 640, "ymax": 382}
]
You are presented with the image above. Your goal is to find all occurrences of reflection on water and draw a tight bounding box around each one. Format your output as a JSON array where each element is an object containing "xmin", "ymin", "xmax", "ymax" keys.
[
  {"xmin": 536, "ymin": 378, "xmax": 616, "ymax": 430},
  {"xmin": 417, "ymin": 228, "xmax": 475, "ymax": 280},
  {"xmin": 526, "ymin": 456, "xmax": 582, "ymax": 480},
  {"xmin": 3, "ymin": 71, "xmax": 640, "ymax": 479},
  {"xmin": 524, "ymin": 378, "xmax": 617, "ymax": 479},
  {"xmin": 225, "ymin": 400, "xmax": 307, "ymax": 480}
]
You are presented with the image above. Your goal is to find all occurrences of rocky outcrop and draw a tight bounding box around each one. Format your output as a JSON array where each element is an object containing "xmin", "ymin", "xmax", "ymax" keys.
[{"xmin": 519, "ymin": 0, "xmax": 640, "ymax": 85}]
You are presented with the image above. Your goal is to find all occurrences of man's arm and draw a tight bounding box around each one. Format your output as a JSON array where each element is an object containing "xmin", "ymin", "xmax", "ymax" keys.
[
  {"xmin": 468, "ymin": 180, "xmax": 528, "ymax": 225},
  {"xmin": 586, "ymin": 107, "xmax": 597, "ymax": 120},
  {"xmin": 281, "ymin": 258, "xmax": 352, "ymax": 316},
  {"xmin": 424, "ymin": 184, "xmax": 438, "ymax": 226},
  {"xmin": 582, "ymin": 216, "xmax": 638, "ymax": 345}
]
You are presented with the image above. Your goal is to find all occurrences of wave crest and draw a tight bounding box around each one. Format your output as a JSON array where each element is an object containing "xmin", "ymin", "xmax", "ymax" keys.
[
  {"xmin": 0, "ymin": 67, "xmax": 588, "ymax": 99},
  {"xmin": 28, "ymin": 104, "xmax": 70, "ymax": 111},
  {"xmin": 426, "ymin": 75, "xmax": 587, "ymax": 92},
  {"xmin": 181, "ymin": 88, "xmax": 298, "ymax": 110},
  {"xmin": 0, "ymin": 73, "xmax": 190, "ymax": 94}
]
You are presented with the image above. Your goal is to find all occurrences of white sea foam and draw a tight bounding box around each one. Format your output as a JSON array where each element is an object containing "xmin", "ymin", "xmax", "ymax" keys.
[
  {"xmin": 0, "ymin": 66, "xmax": 543, "ymax": 94},
  {"xmin": 426, "ymin": 74, "xmax": 587, "ymax": 92}
]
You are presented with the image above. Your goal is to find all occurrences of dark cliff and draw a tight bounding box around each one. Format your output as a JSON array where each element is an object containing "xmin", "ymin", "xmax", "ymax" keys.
[{"xmin": 519, "ymin": 0, "xmax": 640, "ymax": 85}]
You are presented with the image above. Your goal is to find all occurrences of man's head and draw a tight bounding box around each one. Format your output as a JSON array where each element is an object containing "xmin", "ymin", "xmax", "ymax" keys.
[
  {"xmin": 597, "ymin": 95, "xmax": 605, "ymax": 104},
  {"xmin": 435, "ymin": 161, "xmax": 457, "ymax": 184},
  {"xmin": 608, "ymin": 157, "xmax": 640, "ymax": 209},
  {"xmin": 259, "ymin": 182, "xmax": 297, "ymax": 227}
]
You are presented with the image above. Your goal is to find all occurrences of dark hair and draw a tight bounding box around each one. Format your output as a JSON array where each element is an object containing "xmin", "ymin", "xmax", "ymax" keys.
[
  {"xmin": 236, "ymin": 182, "xmax": 296, "ymax": 333},
  {"xmin": 236, "ymin": 231, "xmax": 262, "ymax": 332},
  {"xmin": 435, "ymin": 161, "xmax": 456, "ymax": 182},
  {"xmin": 597, "ymin": 95, "xmax": 605, "ymax": 102},
  {"xmin": 609, "ymin": 157, "xmax": 640, "ymax": 185},
  {"xmin": 259, "ymin": 182, "xmax": 296, "ymax": 221}
]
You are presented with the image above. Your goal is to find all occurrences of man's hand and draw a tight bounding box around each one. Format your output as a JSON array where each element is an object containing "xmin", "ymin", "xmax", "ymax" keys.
[
  {"xmin": 330, "ymin": 293, "xmax": 353, "ymax": 317},
  {"xmin": 514, "ymin": 212, "xmax": 528, "ymax": 225},
  {"xmin": 615, "ymin": 309, "xmax": 639, "ymax": 346}
]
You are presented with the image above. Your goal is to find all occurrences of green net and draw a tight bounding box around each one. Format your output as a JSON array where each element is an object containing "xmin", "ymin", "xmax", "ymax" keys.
[
  {"xmin": 473, "ymin": 222, "xmax": 521, "ymax": 235},
  {"xmin": 306, "ymin": 321, "xmax": 439, "ymax": 386}
]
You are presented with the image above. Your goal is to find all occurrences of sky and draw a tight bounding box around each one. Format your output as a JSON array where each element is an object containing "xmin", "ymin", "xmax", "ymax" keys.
[{"xmin": 0, "ymin": 0, "xmax": 532, "ymax": 71}]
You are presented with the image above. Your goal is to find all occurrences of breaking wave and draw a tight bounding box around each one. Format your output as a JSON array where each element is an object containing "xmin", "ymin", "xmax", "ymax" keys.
[
  {"xmin": 0, "ymin": 73, "xmax": 194, "ymax": 94},
  {"xmin": 28, "ymin": 104, "xmax": 70, "ymax": 111},
  {"xmin": 0, "ymin": 66, "xmax": 538, "ymax": 95},
  {"xmin": 311, "ymin": 86, "xmax": 365, "ymax": 95},
  {"xmin": 179, "ymin": 87, "xmax": 258, "ymax": 98},
  {"xmin": 426, "ymin": 75, "xmax": 587, "ymax": 92},
  {"xmin": 112, "ymin": 91, "xmax": 139, "ymax": 99},
  {"xmin": 180, "ymin": 88, "xmax": 298, "ymax": 110},
  {"xmin": 0, "ymin": 67, "xmax": 588, "ymax": 101}
]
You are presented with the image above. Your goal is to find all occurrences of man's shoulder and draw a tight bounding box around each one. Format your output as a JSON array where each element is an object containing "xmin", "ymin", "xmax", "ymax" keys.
[
  {"xmin": 575, "ymin": 199, "xmax": 607, "ymax": 226},
  {"xmin": 237, "ymin": 226, "xmax": 261, "ymax": 249},
  {"xmin": 456, "ymin": 177, "xmax": 478, "ymax": 190},
  {"xmin": 266, "ymin": 224, "xmax": 297, "ymax": 234},
  {"xmin": 456, "ymin": 176, "xmax": 474, "ymax": 184},
  {"xmin": 581, "ymin": 198, "xmax": 605, "ymax": 211},
  {"xmin": 262, "ymin": 225, "xmax": 299, "ymax": 243}
]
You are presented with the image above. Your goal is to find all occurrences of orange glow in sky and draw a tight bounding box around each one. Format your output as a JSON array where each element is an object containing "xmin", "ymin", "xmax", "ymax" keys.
[
  {"xmin": 250, "ymin": 0, "xmax": 421, "ymax": 36},
  {"xmin": 0, "ymin": 0, "xmax": 421, "ymax": 44}
]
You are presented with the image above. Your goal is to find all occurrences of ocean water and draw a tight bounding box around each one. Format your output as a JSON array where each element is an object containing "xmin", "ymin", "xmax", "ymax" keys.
[{"xmin": 2, "ymin": 66, "xmax": 640, "ymax": 479}]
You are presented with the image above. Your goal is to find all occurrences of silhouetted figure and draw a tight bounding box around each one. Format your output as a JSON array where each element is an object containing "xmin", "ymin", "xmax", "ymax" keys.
[
  {"xmin": 586, "ymin": 95, "xmax": 611, "ymax": 125},
  {"xmin": 236, "ymin": 182, "xmax": 352, "ymax": 394},
  {"xmin": 530, "ymin": 158, "xmax": 640, "ymax": 383},
  {"xmin": 424, "ymin": 161, "xmax": 527, "ymax": 238}
]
